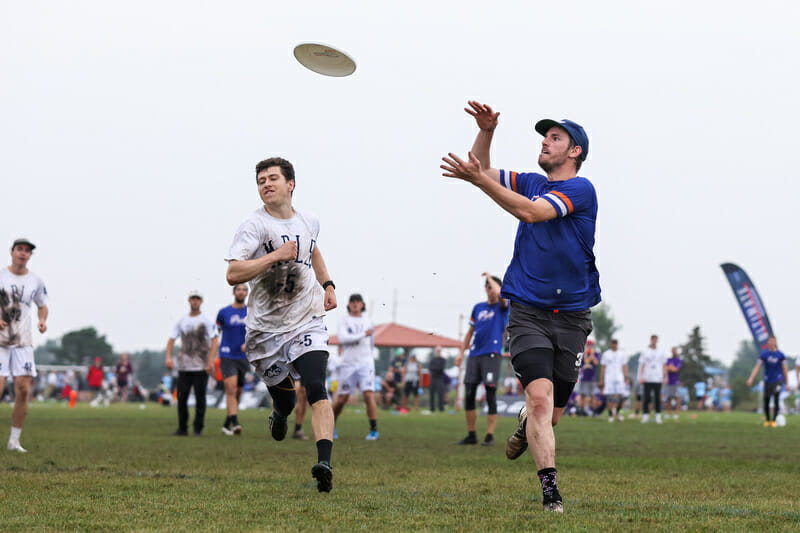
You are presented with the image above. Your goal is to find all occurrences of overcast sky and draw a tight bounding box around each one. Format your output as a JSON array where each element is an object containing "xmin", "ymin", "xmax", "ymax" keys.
[{"xmin": 2, "ymin": 1, "xmax": 799, "ymax": 364}]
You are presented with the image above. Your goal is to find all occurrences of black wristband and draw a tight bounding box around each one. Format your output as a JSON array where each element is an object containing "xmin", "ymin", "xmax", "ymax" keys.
[{"xmin": 322, "ymin": 280, "xmax": 335, "ymax": 290}]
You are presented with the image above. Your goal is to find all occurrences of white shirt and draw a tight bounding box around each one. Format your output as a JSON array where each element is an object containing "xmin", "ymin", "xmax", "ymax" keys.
[
  {"xmin": 227, "ymin": 208, "xmax": 325, "ymax": 334},
  {"xmin": 638, "ymin": 347, "xmax": 667, "ymax": 383},
  {"xmin": 337, "ymin": 314, "xmax": 374, "ymax": 366},
  {"xmin": 169, "ymin": 314, "xmax": 218, "ymax": 371},
  {"xmin": 601, "ymin": 349, "xmax": 628, "ymax": 383},
  {"xmin": 0, "ymin": 268, "xmax": 48, "ymax": 348}
]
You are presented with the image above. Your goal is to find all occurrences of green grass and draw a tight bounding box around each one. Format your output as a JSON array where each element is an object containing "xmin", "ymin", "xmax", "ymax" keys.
[{"xmin": 1, "ymin": 403, "xmax": 799, "ymax": 531}]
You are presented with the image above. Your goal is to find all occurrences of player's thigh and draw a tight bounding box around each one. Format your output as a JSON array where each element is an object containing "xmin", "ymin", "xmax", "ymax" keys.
[
  {"xmin": 552, "ymin": 311, "xmax": 592, "ymax": 382},
  {"xmin": 463, "ymin": 355, "xmax": 482, "ymax": 385},
  {"xmin": 478, "ymin": 353, "xmax": 502, "ymax": 387}
]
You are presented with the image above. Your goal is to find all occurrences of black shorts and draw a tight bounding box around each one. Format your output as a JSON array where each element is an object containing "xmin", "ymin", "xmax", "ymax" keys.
[
  {"xmin": 507, "ymin": 301, "xmax": 592, "ymax": 383},
  {"xmin": 464, "ymin": 353, "xmax": 502, "ymax": 387},
  {"xmin": 404, "ymin": 381, "xmax": 420, "ymax": 397},
  {"xmin": 764, "ymin": 382, "xmax": 781, "ymax": 397},
  {"xmin": 220, "ymin": 357, "xmax": 250, "ymax": 386}
]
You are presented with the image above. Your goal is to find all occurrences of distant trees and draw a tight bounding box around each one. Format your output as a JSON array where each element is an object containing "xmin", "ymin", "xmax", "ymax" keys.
[
  {"xmin": 50, "ymin": 327, "xmax": 114, "ymax": 366},
  {"xmin": 728, "ymin": 339, "xmax": 760, "ymax": 408},
  {"xmin": 591, "ymin": 302, "xmax": 620, "ymax": 353},
  {"xmin": 678, "ymin": 326, "xmax": 714, "ymax": 390}
]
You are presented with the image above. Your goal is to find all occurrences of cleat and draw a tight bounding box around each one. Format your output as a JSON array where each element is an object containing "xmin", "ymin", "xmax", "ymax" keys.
[
  {"xmin": 292, "ymin": 429, "xmax": 309, "ymax": 440},
  {"xmin": 311, "ymin": 462, "xmax": 333, "ymax": 493},
  {"xmin": 7, "ymin": 440, "xmax": 27, "ymax": 453},
  {"xmin": 763, "ymin": 421, "xmax": 771, "ymax": 427},
  {"xmin": 456, "ymin": 435, "xmax": 478, "ymax": 445},
  {"xmin": 333, "ymin": 428, "xmax": 338, "ymax": 440},
  {"xmin": 543, "ymin": 500, "xmax": 564, "ymax": 513},
  {"xmin": 172, "ymin": 430, "xmax": 188, "ymax": 437},
  {"xmin": 608, "ymin": 416, "xmax": 614, "ymax": 423},
  {"xmin": 618, "ymin": 414, "xmax": 625, "ymax": 422},
  {"xmin": 365, "ymin": 430, "xmax": 379, "ymax": 440},
  {"xmin": 269, "ymin": 411, "xmax": 288, "ymax": 441},
  {"xmin": 481, "ymin": 434, "xmax": 494, "ymax": 446},
  {"xmin": 221, "ymin": 426, "xmax": 234, "ymax": 436},
  {"xmin": 232, "ymin": 425, "xmax": 243, "ymax": 435},
  {"xmin": 505, "ymin": 406, "xmax": 528, "ymax": 460},
  {"xmin": 641, "ymin": 414, "xmax": 650, "ymax": 424},
  {"xmin": 655, "ymin": 414, "xmax": 662, "ymax": 424}
]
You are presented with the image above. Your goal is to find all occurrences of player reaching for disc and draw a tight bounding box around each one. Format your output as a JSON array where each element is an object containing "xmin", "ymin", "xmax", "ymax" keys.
[
  {"xmin": 225, "ymin": 157, "xmax": 338, "ymax": 493},
  {"xmin": 442, "ymin": 101, "xmax": 600, "ymax": 513}
]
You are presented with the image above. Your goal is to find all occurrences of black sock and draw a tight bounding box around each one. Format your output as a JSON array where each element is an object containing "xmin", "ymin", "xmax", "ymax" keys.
[
  {"xmin": 295, "ymin": 423, "xmax": 303, "ymax": 432},
  {"xmin": 538, "ymin": 468, "xmax": 561, "ymax": 503},
  {"xmin": 224, "ymin": 416, "xmax": 232, "ymax": 428},
  {"xmin": 231, "ymin": 415, "xmax": 239, "ymax": 426},
  {"xmin": 369, "ymin": 419, "xmax": 377, "ymax": 431},
  {"xmin": 316, "ymin": 439, "xmax": 333, "ymax": 464},
  {"xmin": 485, "ymin": 433, "xmax": 493, "ymax": 440}
]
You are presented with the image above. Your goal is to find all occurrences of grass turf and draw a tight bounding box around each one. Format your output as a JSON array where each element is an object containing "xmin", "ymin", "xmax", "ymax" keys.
[{"xmin": 1, "ymin": 403, "xmax": 798, "ymax": 531}]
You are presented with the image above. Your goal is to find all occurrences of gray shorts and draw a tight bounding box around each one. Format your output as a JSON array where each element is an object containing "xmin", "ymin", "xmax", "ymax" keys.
[
  {"xmin": 220, "ymin": 357, "xmax": 250, "ymax": 384},
  {"xmin": 577, "ymin": 380, "xmax": 597, "ymax": 396},
  {"xmin": 464, "ymin": 353, "xmax": 502, "ymax": 387},
  {"xmin": 663, "ymin": 384, "xmax": 680, "ymax": 399},
  {"xmin": 507, "ymin": 301, "xmax": 592, "ymax": 383}
]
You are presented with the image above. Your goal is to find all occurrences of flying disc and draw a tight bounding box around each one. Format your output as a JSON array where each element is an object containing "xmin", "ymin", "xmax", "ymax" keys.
[{"xmin": 293, "ymin": 43, "xmax": 356, "ymax": 77}]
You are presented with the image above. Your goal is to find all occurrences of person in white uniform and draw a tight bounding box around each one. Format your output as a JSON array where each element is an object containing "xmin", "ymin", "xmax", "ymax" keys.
[
  {"xmin": 332, "ymin": 294, "xmax": 379, "ymax": 440},
  {"xmin": 225, "ymin": 156, "xmax": 338, "ymax": 493},
  {"xmin": 0, "ymin": 238, "xmax": 49, "ymax": 453},
  {"xmin": 598, "ymin": 339, "xmax": 629, "ymax": 422},
  {"xmin": 638, "ymin": 334, "xmax": 667, "ymax": 424}
]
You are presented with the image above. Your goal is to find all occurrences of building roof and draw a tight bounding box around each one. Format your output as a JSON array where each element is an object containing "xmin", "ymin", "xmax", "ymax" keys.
[{"xmin": 329, "ymin": 322, "xmax": 461, "ymax": 348}]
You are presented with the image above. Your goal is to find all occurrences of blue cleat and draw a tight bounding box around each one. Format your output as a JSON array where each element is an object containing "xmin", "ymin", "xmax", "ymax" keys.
[
  {"xmin": 333, "ymin": 427, "xmax": 338, "ymax": 440},
  {"xmin": 365, "ymin": 430, "xmax": 379, "ymax": 440}
]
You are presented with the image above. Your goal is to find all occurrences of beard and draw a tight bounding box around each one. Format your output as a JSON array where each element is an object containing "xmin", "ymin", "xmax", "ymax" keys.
[
  {"xmin": 235, "ymin": 296, "xmax": 246, "ymax": 305},
  {"xmin": 538, "ymin": 148, "xmax": 570, "ymax": 173}
]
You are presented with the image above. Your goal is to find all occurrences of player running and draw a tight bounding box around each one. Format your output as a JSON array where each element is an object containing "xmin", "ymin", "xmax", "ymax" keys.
[
  {"xmin": 332, "ymin": 293, "xmax": 379, "ymax": 440},
  {"xmin": 208, "ymin": 283, "xmax": 249, "ymax": 435},
  {"xmin": 225, "ymin": 156, "xmax": 337, "ymax": 492},
  {"xmin": 443, "ymin": 101, "xmax": 599, "ymax": 513},
  {"xmin": 0, "ymin": 238, "xmax": 49, "ymax": 453}
]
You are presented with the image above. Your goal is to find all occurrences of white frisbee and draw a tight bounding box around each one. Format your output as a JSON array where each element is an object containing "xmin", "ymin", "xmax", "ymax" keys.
[{"xmin": 293, "ymin": 42, "xmax": 356, "ymax": 77}]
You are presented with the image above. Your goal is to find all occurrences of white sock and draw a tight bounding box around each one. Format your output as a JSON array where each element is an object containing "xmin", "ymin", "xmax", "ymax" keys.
[{"xmin": 10, "ymin": 426, "xmax": 22, "ymax": 441}]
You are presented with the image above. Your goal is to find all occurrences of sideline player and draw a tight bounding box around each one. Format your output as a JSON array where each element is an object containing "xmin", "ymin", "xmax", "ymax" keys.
[
  {"xmin": 746, "ymin": 335, "xmax": 789, "ymax": 427},
  {"xmin": 455, "ymin": 273, "xmax": 508, "ymax": 446},
  {"xmin": 332, "ymin": 294, "xmax": 379, "ymax": 440},
  {"xmin": 0, "ymin": 238, "xmax": 48, "ymax": 453},
  {"xmin": 638, "ymin": 335, "xmax": 667, "ymax": 424},
  {"xmin": 664, "ymin": 347, "xmax": 682, "ymax": 420},
  {"xmin": 442, "ymin": 101, "xmax": 599, "ymax": 512},
  {"xmin": 208, "ymin": 283, "xmax": 249, "ymax": 435},
  {"xmin": 598, "ymin": 339, "xmax": 629, "ymax": 422},
  {"xmin": 225, "ymin": 156, "xmax": 337, "ymax": 492},
  {"xmin": 166, "ymin": 290, "xmax": 218, "ymax": 436},
  {"xmin": 575, "ymin": 339, "xmax": 599, "ymax": 417}
]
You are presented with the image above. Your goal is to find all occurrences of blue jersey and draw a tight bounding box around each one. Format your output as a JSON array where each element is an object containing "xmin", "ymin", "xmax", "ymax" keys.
[
  {"xmin": 469, "ymin": 301, "xmax": 509, "ymax": 357},
  {"xmin": 216, "ymin": 305, "xmax": 247, "ymax": 360},
  {"xmin": 760, "ymin": 349, "xmax": 786, "ymax": 384},
  {"xmin": 498, "ymin": 170, "xmax": 600, "ymax": 311}
]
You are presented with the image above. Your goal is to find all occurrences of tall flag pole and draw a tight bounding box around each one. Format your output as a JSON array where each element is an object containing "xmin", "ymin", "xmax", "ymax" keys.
[{"xmin": 720, "ymin": 263, "xmax": 774, "ymax": 351}]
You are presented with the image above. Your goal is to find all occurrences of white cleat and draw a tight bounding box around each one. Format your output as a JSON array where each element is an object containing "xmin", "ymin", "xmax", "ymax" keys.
[{"xmin": 8, "ymin": 440, "xmax": 27, "ymax": 453}]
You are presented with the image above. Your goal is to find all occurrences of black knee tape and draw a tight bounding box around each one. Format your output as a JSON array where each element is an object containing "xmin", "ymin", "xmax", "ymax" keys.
[
  {"xmin": 464, "ymin": 384, "xmax": 478, "ymax": 411},
  {"xmin": 268, "ymin": 376, "xmax": 296, "ymax": 416},
  {"xmin": 486, "ymin": 386, "xmax": 498, "ymax": 415},
  {"xmin": 553, "ymin": 376, "xmax": 576, "ymax": 409}
]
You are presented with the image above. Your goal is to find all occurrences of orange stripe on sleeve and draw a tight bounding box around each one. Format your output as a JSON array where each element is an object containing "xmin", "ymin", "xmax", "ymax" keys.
[
  {"xmin": 551, "ymin": 190, "xmax": 574, "ymax": 213},
  {"xmin": 510, "ymin": 171, "xmax": 517, "ymax": 192}
]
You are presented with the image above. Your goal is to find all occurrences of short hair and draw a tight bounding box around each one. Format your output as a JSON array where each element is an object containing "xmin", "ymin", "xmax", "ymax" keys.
[
  {"xmin": 255, "ymin": 157, "xmax": 295, "ymax": 183},
  {"xmin": 233, "ymin": 283, "xmax": 248, "ymax": 293},
  {"xmin": 567, "ymin": 137, "xmax": 583, "ymax": 172}
]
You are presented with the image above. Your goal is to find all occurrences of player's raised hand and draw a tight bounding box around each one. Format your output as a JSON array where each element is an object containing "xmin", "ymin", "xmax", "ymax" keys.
[
  {"xmin": 441, "ymin": 152, "xmax": 485, "ymax": 184},
  {"xmin": 465, "ymin": 100, "xmax": 499, "ymax": 132},
  {"xmin": 273, "ymin": 240, "xmax": 298, "ymax": 262}
]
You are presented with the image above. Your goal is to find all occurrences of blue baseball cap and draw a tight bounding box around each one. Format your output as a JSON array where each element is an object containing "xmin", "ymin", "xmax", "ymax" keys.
[{"xmin": 534, "ymin": 119, "xmax": 589, "ymax": 161}]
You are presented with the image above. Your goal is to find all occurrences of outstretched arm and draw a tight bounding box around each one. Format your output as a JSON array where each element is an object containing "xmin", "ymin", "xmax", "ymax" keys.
[
  {"xmin": 441, "ymin": 152, "xmax": 558, "ymax": 224},
  {"xmin": 465, "ymin": 101, "xmax": 501, "ymax": 182},
  {"xmin": 746, "ymin": 360, "xmax": 762, "ymax": 387}
]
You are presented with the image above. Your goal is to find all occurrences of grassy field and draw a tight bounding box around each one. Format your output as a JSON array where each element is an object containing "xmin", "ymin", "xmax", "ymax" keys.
[{"xmin": 1, "ymin": 402, "xmax": 799, "ymax": 531}]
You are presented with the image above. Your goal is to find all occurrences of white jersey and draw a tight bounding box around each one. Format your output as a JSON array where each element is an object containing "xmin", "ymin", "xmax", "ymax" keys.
[
  {"xmin": 227, "ymin": 207, "xmax": 325, "ymax": 334},
  {"xmin": 169, "ymin": 313, "xmax": 218, "ymax": 371},
  {"xmin": 639, "ymin": 347, "xmax": 667, "ymax": 383},
  {"xmin": 337, "ymin": 314, "xmax": 374, "ymax": 366},
  {"xmin": 601, "ymin": 349, "xmax": 628, "ymax": 383},
  {"xmin": 0, "ymin": 268, "xmax": 48, "ymax": 348}
]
